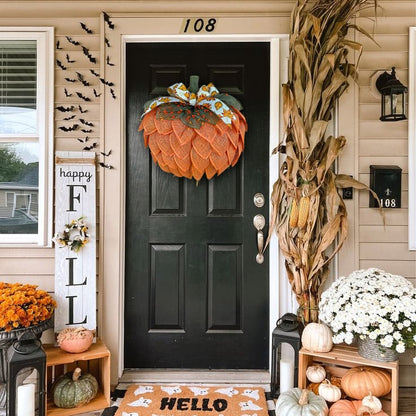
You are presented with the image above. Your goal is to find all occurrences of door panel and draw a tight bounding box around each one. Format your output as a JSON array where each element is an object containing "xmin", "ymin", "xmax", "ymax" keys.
[{"xmin": 125, "ymin": 42, "xmax": 269, "ymax": 369}]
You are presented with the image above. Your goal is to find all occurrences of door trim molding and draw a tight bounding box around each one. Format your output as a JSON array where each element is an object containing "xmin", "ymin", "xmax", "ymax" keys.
[{"xmin": 101, "ymin": 14, "xmax": 289, "ymax": 384}]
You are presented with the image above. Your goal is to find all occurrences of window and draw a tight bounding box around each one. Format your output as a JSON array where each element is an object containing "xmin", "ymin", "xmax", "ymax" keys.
[{"xmin": 0, "ymin": 28, "xmax": 54, "ymax": 245}]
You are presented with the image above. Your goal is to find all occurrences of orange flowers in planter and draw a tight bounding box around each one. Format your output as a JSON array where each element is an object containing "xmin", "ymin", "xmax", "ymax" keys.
[
  {"xmin": 0, "ymin": 282, "xmax": 56, "ymax": 331},
  {"xmin": 139, "ymin": 76, "xmax": 247, "ymax": 181}
]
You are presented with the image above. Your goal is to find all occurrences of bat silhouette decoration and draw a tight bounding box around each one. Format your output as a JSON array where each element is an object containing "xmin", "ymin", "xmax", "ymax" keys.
[
  {"xmin": 80, "ymin": 119, "xmax": 94, "ymax": 127},
  {"xmin": 81, "ymin": 46, "xmax": 96, "ymax": 64},
  {"xmin": 56, "ymin": 40, "xmax": 62, "ymax": 50},
  {"xmin": 105, "ymin": 37, "xmax": 111, "ymax": 47},
  {"xmin": 81, "ymin": 128, "xmax": 93, "ymax": 133},
  {"xmin": 64, "ymin": 88, "xmax": 72, "ymax": 97},
  {"xmin": 101, "ymin": 150, "xmax": 112, "ymax": 157},
  {"xmin": 99, "ymin": 78, "xmax": 114, "ymax": 87},
  {"xmin": 58, "ymin": 124, "xmax": 79, "ymax": 132},
  {"xmin": 93, "ymin": 89, "xmax": 102, "ymax": 97},
  {"xmin": 66, "ymin": 54, "xmax": 75, "ymax": 63},
  {"xmin": 56, "ymin": 60, "xmax": 67, "ymax": 70},
  {"xmin": 90, "ymin": 69, "xmax": 100, "ymax": 77},
  {"xmin": 103, "ymin": 12, "xmax": 114, "ymax": 30},
  {"xmin": 76, "ymin": 72, "xmax": 90, "ymax": 86},
  {"xmin": 110, "ymin": 88, "xmax": 116, "ymax": 99},
  {"xmin": 56, "ymin": 105, "xmax": 74, "ymax": 112},
  {"xmin": 106, "ymin": 56, "xmax": 115, "ymax": 66},
  {"xmin": 76, "ymin": 92, "xmax": 91, "ymax": 101},
  {"xmin": 64, "ymin": 77, "xmax": 76, "ymax": 83},
  {"xmin": 66, "ymin": 36, "xmax": 80, "ymax": 46},
  {"xmin": 80, "ymin": 22, "xmax": 93, "ymax": 34},
  {"xmin": 99, "ymin": 162, "xmax": 114, "ymax": 169},
  {"xmin": 63, "ymin": 114, "xmax": 76, "ymax": 121},
  {"xmin": 83, "ymin": 142, "xmax": 97, "ymax": 151},
  {"xmin": 78, "ymin": 105, "xmax": 88, "ymax": 113}
]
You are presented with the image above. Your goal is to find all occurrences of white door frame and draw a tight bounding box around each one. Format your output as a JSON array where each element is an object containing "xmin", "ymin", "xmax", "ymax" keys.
[{"xmin": 100, "ymin": 14, "xmax": 291, "ymax": 384}]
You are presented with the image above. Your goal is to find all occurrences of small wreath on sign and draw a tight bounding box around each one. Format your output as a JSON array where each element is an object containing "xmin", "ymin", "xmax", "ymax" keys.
[{"xmin": 53, "ymin": 217, "xmax": 89, "ymax": 252}]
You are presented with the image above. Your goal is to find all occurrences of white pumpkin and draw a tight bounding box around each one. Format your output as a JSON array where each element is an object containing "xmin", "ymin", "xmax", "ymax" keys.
[
  {"xmin": 276, "ymin": 388, "xmax": 328, "ymax": 416},
  {"xmin": 318, "ymin": 379, "xmax": 341, "ymax": 402},
  {"xmin": 301, "ymin": 323, "xmax": 333, "ymax": 352},
  {"xmin": 362, "ymin": 392, "xmax": 383, "ymax": 413},
  {"xmin": 306, "ymin": 365, "xmax": 326, "ymax": 383}
]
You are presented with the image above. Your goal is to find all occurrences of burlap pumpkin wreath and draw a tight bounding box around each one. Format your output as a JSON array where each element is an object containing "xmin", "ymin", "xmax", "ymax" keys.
[{"xmin": 139, "ymin": 76, "xmax": 247, "ymax": 181}]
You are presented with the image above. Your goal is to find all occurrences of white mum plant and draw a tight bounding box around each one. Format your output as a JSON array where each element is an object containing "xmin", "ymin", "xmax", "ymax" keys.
[{"xmin": 319, "ymin": 268, "xmax": 416, "ymax": 362}]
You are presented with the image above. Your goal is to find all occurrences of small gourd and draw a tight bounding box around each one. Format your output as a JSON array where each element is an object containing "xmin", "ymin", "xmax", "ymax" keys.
[
  {"xmin": 361, "ymin": 392, "xmax": 382, "ymax": 413},
  {"xmin": 301, "ymin": 322, "xmax": 333, "ymax": 353},
  {"xmin": 318, "ymin": 379, "xmax": 341, "ymax": 403},
  {"xmin": 276, "ymin": 388, "xmax": 328, "ymax": 416},
  {"xmin": 306, "ymin": 365, "xmax": 326, "ymax": 383},
  {"xmin": 52, "ymin": 367, "xmax": 98, "ymax": 408},
  {"xmin": 328, "ymin": 399, "xmax": 388, "ymax": 416}
]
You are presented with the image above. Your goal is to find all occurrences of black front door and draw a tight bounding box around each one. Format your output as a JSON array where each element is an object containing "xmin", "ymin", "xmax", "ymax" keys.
[{"xmin": 125, "ymin": 42, "xmax": 270, "ymax": 369}]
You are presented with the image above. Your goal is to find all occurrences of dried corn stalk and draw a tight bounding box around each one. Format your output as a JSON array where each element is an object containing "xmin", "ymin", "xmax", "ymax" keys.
[{"xmin": 268, "ymin": 0, "xmax": 379, "ymax": 323}]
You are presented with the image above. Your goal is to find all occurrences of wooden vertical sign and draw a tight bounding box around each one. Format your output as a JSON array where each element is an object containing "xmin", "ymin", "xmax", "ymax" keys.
[{"xmin": 54, "ymin": 151, "xmax": 96, "ymax": 333}]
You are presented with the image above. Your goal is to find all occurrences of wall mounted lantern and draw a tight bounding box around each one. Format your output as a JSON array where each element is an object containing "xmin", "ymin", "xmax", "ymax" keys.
[{"xmin": 375, "ymin": 67, "xmax": 408, "ymax": 121}]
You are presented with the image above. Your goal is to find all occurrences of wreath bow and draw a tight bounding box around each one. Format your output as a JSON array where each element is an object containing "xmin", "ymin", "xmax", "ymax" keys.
[{"xmin": 142, "ymin": 81, "xmax": 238, "ymax": 125}]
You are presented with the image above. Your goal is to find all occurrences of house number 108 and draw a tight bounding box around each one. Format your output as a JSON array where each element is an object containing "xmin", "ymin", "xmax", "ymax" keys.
[
  {"xmin": 380, "ymin": 198, "xmax": 397, "ymax": 208},
  {"xmin": 183, "ymin": 18, "xmax": 217, "ymax": 33}
]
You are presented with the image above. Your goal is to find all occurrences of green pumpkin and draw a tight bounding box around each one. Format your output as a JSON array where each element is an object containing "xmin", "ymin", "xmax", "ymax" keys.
[
  {"xmin": 52, "ymin": 367, "xmax": 98, "ymax": 408},
  {"xmin": 276, "ymin": 388, "xmax": 328, "ymax": 416}
]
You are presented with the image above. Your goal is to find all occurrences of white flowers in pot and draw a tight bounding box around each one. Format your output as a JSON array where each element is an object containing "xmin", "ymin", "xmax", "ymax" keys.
[{"xmin": 319, "ymin": 268, "xmax": 416, "ymax": 360}]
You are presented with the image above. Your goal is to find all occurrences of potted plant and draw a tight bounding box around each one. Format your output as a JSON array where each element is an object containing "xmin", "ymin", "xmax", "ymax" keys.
[
  {"xmin": 319, "ymin": 268, "xmax": 416, "ymax": 362},
  {"xmin": 267, "ymin": 0, "xmax": 380, "ymax": 323}
]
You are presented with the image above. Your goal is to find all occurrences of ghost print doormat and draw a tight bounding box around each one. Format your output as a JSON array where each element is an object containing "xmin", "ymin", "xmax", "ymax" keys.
[{"xmin": 115, "ymin": 385, "xmax": 269, "ymax": 416}]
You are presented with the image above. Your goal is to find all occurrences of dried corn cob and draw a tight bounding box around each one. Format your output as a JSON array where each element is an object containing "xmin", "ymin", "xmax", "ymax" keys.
[
  {"xmin": 289, "ymin": 198, "xmax": 299, "ymax": 228},
  {"xmin": 297, "ymin": 195, "xmax": 310, "ymax": 229}
]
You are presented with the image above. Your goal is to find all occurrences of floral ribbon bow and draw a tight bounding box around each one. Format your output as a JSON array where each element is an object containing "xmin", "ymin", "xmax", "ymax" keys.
[{"xmin": 142, "ymin": 82, "xmax": 237, "ymax": 125}]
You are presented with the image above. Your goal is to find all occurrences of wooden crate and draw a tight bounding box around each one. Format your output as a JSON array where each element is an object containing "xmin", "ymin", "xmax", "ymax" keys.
[
  {"xmin": 298, "ymin": 344, "xmax": 399, "ymax": 416},
  {"xmin": 44, "ymin": 338, "xmax": 110, "ymax": 416}
]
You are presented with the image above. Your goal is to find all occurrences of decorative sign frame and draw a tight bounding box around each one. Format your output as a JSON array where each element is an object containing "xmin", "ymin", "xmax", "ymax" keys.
[{"xmin": 54, "ymin": 151, "xmax": 96, "ymax": 333}]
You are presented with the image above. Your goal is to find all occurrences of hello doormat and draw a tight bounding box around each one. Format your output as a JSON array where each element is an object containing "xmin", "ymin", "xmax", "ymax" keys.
[{"xmin": 115, "ymin": 385, "xmax": 269, "ymax": 416}]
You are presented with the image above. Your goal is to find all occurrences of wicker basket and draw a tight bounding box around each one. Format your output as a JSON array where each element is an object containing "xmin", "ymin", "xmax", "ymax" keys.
[{"xmin": 357, "ymin": 336, "xmax": 399, "ymax": 362}]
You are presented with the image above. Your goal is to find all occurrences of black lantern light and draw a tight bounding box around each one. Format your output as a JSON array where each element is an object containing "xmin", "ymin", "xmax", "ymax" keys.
[
  {"xmin": 375, "ymin": 67, "xmax": 407, "ymax": 121},
  {"xmin": 6, "ymin": 331, "xmax": 46, "ymax": 416}
]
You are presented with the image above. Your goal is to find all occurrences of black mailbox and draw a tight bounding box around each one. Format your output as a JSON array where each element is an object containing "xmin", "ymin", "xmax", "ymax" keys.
[{"xmin": 369, "ymin": 165, "xmax": 401, "ymax": 208}]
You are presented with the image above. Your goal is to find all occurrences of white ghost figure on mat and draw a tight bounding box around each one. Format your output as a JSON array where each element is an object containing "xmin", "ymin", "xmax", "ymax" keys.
[
  {"xmin": 239, "ymin": 400, "xmax": 263, "ymax": 411},
  {"xmin": 134, "ymin": 386, "xmax": 154, "ymax": 395},
  {"xmin": 129, "ymin": 397, "xmax": 152, "ymax": 407},
  {"xmin": 123, "ymin": 412, "xmax": 139, "ymax": 416},
  {"xmin": 242, "ymin": 389, "xmax": 260, "ymax": 401},
  {"xmin": 161, "ymin": 386, "xmax": 182, "ymax": 395},
  {"xmin": 189, "ymin": 387, "xmax": 209, "ymax": 396},
  {"xmin": 215, "ymin": 387, "xmax": 239, "ymax": 397}
]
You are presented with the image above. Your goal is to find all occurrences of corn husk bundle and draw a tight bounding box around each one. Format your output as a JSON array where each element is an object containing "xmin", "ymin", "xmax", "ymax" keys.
[
  {"xmin": 268, "ymin": 0, "xmax": 380, "ymax": 323},
  {"xmin": 139, "ymin": 76, "xmax": 246, "ymax": 181}
]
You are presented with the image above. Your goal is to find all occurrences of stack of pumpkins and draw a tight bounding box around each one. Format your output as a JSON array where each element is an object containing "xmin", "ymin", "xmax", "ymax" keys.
[{"xmin": 276, "ymin": 322, "xmax": 392, "ymax": 416}]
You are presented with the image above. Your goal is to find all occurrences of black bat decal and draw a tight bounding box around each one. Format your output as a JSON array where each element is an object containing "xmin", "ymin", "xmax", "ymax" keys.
[
  {"xmin": 78, "ymin": 105, "xmax": 88, "ymax": 113},
  {"xmin": 66, "ymin": 36, "xmax": 80, "ymax": 46},
  {"xmin": 76, "ymin": 72, "xmax": 90, "ymax": 86},
  {"xmin": 66, "ymin": 54, "xmax": 76, "ymax": 64},
  {"xmin": 83, "ymin": 143, "xmax": 97, "ymax": 151},
  {"xmin": 90, "ymin": 69, "xmax": 100, "ymax": 77},
  {"xmin": 78, "ymin": 136, "xmax": 89, "ymax": 143},
  {"xmin": 58, "ymin": 124, "xmax": 79, "ymax": 132},
  {"xmin": 64, "ymin": 77, "xmax": 76, "ymax": 83},
  {"xmin": 56, "ymin": 105, "xmax": 74, "ymax": 112},
  {"xmin": 81, "ymin": 128, "xmax": 93, "ymax": 133},
  {"xmin": 63, "ymin": 114, "xmax": 76, "ymax": 121},
  {"xmin": 105, "ymin": 37, "xmax": 111, "ymax": 48},
  {"xmin": 76, "ymin": 92, "xmax": 91, "ymax": 101},
  {"xmin": 80, "ymin": 119, "xmax": 94, "ymax": 127},
  {"xmin": 56, "ymin": 60, "xmax": 67, "ymax": 70},
  {"xmin": 99, "ymin": 162, "xmax": 114, "ymax": 169},
  {"xmin": 100, "ymin": 150, "xmax": 112, "ymax": 157},
  {"xmin": 106, "ymin": 56, "xmax": 115, "ymax": 66},
  {"xmin": 103, "ymin": 12, "xmax": 114, "ymax": 30},
  {"xmin": 99, "ymin": 78, "xmax": 114, "ymax": 87},
  {"xmin": 64, "ymin": 88, "xmax": 72, "ymax": 97},
  {"xmin": 93, "ymin": 89, "xmax": 102, "ymax": 97},
  {"xmin": 80, "ymin": 22, "xmax": 93, "ymax": 34},
  {"xmin": 56, "ymin": 40, "xmax": 62, "ymax": 50},
  {"xmin": 110, "ymin": 88, "xmax": 116, "ymax": 99},
  {"xmin": 81, "ymin": 46, "xmax": 96, "ymax": 64}
]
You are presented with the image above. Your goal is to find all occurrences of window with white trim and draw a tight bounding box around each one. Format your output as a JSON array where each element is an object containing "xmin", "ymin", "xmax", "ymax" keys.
[{"xmin": 0, "ymin": 28, "xmax": 54, "ymax": 245}]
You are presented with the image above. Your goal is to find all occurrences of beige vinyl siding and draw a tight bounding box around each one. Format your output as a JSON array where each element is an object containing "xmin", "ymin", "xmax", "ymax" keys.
[{"xmin": 0, "ymin": 0, "xmax": 415, "ymax": 386}]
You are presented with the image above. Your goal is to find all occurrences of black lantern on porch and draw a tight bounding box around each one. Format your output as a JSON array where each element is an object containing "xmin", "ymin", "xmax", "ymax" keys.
[
  {"xmin": 270, "ymin": 313, "xmax": 302, "ymax": 398},
  {"xmin": 375, "ymin": 67, "xmax": 407, "ymax": 121},
  {"xmin": 6, "ymin": 331, "xmax": 46, "ymax": 416}
]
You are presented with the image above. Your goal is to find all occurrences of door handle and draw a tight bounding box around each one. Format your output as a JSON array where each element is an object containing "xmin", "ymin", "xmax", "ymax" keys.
[{"xmin": 253, "ymin": 214, "xmax": 265, "ymax": 264}]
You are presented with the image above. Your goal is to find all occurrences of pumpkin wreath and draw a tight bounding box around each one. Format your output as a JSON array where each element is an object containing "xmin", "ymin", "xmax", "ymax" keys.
[{"xmin": 139, "ymin": 75, "xmax": 247, "ymax": 181}]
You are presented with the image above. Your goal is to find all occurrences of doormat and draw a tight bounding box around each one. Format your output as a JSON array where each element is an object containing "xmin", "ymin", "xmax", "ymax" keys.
[{"xmin": 115, "ymin": 385, "xmax": 270, "ymax": 416}]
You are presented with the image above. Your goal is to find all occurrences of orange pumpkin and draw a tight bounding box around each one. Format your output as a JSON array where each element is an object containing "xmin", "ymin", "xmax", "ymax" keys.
[
  {"xmin": 328, "ymin": 400, "xmax": 388, "ymax": 416},
  {"xmin": 139, "ymin": 79, "xmax": 247, "ymax": 181},
  {"xmin": 341, "ymin": 366, "xmax": 391, "ymax": 400}
]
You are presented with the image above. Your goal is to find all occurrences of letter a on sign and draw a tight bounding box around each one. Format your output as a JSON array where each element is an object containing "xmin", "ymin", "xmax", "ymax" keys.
[{"xmin": 54, "ymin": 151, "xmax": 96, "ymax": 333}]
